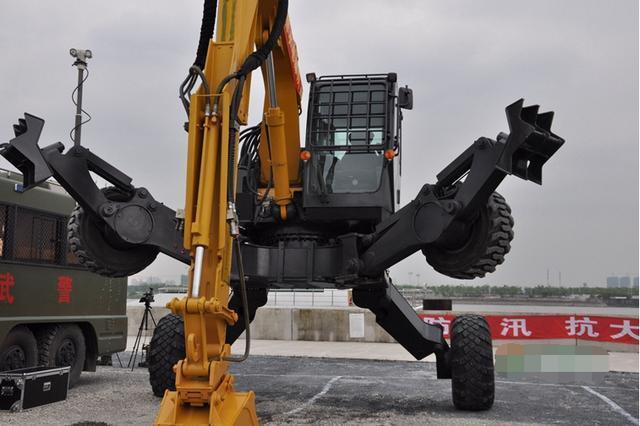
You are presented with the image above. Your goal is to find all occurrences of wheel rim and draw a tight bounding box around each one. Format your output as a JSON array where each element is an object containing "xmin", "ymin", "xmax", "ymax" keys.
[
  {"xmin": 56, "ymin": 338, "xmax": 77, "ymax": 367},
  {"xmin": 1, "ymin": 345, "xmax": 26, "ymax": 371}
]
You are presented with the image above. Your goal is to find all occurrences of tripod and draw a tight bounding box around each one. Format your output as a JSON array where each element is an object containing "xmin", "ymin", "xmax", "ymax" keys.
[{"xmin": 128, "ymin": 290, "xmax": 156, "ymax": 370}]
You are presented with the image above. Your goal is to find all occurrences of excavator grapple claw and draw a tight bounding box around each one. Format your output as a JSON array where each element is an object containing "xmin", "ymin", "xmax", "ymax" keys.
[
  {"xmin": 1, "ymin": 113, "xmax": 53, "ymax": 190},
  {"xmin": 497, "ymin": 98, "xmax": 565, "ymax": 184}
]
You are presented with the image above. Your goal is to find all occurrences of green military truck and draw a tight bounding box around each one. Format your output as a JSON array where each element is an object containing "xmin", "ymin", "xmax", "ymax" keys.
[{"xmin": 0, "ymin": 169, "xmax": 127, "ymax": 387}]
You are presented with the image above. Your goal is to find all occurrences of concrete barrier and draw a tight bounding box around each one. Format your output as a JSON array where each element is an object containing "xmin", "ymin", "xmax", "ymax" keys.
[
  {"xmin": 127, "ymin": 306, "xmax": 170, "ymax": 337},
  {"xmin": 126, "ymin": 306, "xmax": 638, "ymax": 352}
]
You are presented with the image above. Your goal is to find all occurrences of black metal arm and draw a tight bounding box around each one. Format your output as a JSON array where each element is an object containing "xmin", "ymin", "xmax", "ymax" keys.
[
  {"xmin": 1, "ymin": 113, "xmax": 190, "ymax": 264},
  {"xmin": 357, "ymin": 99, "xmax": 564, "ymax": 277}
]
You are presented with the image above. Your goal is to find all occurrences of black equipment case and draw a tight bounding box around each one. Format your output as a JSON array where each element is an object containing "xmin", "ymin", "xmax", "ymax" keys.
[{"xmin": 0, "ymin": 366, "xmax": 70, "ymax": 411}]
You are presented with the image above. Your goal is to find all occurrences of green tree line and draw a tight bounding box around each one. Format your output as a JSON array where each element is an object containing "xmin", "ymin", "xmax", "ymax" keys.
[{"xmin": 420, "ymin": 285, "xmax": 637, "ymax": 299}]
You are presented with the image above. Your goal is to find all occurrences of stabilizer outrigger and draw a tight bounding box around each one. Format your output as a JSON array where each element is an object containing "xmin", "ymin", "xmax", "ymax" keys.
[{"xmin": 2, "ymin": 112, "xmax": 189, "ymax": 276}]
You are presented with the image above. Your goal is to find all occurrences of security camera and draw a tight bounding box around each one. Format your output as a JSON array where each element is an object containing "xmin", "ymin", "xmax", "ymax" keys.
[{"xmin": 69, "ymin": 48, "xmax": 93, "ymax": 62}]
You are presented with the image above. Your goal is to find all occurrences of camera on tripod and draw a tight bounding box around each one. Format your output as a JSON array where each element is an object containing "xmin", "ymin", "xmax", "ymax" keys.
[
  {"xmin": 139, "ymin": 288, "xmax": 155, "ymax": 305},
  {"xmin": 129, "ymin": 287, "xmax": 156, "ymax": 370}
]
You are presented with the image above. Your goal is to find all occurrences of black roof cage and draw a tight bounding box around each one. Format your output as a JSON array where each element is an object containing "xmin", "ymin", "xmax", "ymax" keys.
[{"xmin": 305, "ymin": 73, "xmax": 397, "ymax": 152}]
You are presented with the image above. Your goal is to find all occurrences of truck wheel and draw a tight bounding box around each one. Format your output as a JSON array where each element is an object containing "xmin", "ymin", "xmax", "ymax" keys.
[
  {"xmin": 0, "ymin": 326, "xmax": 38, "ymax": 371},
  {"xmin": 422, "ymin": 192, "xmax": 513, "ymax": 279},
  {"xmin": 450, "ymin": 315, "xmax": 494, "ymax": 410},
  {"xmin": 37, "ymin": 325, "xmax": 86, "ymax": 388},
  {"xmin": 68, "ymin": 187, "xmax": 159, "ymax": 278},
  {"xmin": 148, "ymin": 314, "xmax": 185, "ymax": 397}
]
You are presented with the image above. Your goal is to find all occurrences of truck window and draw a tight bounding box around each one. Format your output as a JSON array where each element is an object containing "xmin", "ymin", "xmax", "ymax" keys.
[{"xmin": 13, "ymin": 208, "xmax": 59, "ymax": 264}]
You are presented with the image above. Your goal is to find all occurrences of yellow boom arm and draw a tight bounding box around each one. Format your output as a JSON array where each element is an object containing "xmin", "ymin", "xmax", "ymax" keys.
[{"xmin": 156, "ymin": 1, "xmax": 301, "ymax": 424}]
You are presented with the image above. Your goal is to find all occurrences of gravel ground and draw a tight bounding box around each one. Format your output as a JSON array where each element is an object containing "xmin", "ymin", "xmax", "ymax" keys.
[{"xmin": 2, "ymin": 355, "xmax": 638, "ymax": 426}]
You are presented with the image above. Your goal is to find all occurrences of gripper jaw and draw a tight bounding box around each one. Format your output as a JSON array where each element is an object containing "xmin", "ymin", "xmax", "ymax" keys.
[
  {"xmin": 498, "ymin": 98, "xmax": 565, "ymax": 185},
  {"xmin": 1, "ymin": 113, "xmax": 53, "ymax": 190},
  {"xmin": 13, "ymin": 118, "xmax": 28, "ymax": 137}
]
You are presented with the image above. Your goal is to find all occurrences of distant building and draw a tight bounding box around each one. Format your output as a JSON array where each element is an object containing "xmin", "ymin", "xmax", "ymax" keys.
[
  {"xmin": 181, "ymin": 274, "xmax": 188, "ymax": 286},
  {"xmin": 619, "ymin": 276, "xmax": 631, "ymax": 288},
  {"xmin": 606, "ymin": 275, "xmax": 638, "ymax": 289}
]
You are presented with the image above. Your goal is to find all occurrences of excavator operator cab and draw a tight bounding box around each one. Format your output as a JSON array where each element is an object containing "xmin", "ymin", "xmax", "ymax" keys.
[{"xmin": 302, "ymin": 73, "xmax": 411, "ymax": 224}]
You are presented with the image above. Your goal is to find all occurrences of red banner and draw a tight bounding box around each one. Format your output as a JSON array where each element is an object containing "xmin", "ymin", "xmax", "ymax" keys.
[{"xmin": 419, "ymin": 314, "xmax": 639, "ymax": 345}]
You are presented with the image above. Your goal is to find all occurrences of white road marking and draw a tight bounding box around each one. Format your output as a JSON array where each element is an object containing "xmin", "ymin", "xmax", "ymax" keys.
[
  {"xmin": 233, "ymin": 372, "xmax": 629, "ymax": 391},
  {"xmin": 582, "ymin": 385, "xmax": 639, "ymax": 425},
  {"xmin": 495, "ymin": 379, "xmax": 624, "ymax": 390},
  {"xmin": 282, "ymin": 375, "xmax": 342, "ymax": 416},
  {"xmin": 101, "ymin": 367, "xmax": 635, "ymax": 392}
]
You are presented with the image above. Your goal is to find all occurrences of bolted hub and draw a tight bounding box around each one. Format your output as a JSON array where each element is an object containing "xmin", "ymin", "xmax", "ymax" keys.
[
  {"xmin": 114, "ymin": 205, "xmax": 154, "ymax": 244},
  {"xmin": 102, "ymin": 203, "xmax": 116, "ymax": 217},
  {"xmin": 1, "ymin": 345, "xmax": 26, "ymax": 370},
  {"xmin": 56, "ymin": 339, "xmax": 77, "ymax": 367},
  {"xmin": 68, "ymin": 186, "xmax": 160, "ymax": 277}
]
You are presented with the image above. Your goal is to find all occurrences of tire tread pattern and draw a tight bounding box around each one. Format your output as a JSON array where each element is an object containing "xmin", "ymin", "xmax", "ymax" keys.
[
  {"xmin": 148, "ymin": 314, "xmax": 185, "ymax": 397},
  {"xmin": 450, "ymin": 314, "xmax": 495, "ymax": 410},
  {"xmin": 68, "ymin": 206, "xmax": 125, "ymax": 278},
  {"xmin": 35, "ymin": 324, "xmax": 86, "ymax": 388},
  {"xmin": 427, "ymin": 192, "xmax": 514, "ymax": 279}
]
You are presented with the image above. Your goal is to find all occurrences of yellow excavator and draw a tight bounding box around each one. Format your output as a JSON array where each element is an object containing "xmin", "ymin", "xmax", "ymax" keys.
[{"xmin": 2, "ymin": 0, "xmax": 564, "ymax": 424}]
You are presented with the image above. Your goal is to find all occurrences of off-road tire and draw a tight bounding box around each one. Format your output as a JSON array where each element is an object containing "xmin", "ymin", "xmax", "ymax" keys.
[
  {"xmin": 36, "ymin": 324, "xmax": 86, "ymax": 388},
  {"xmin": 450, "ymin": 315, "xmax": 494, "ymax": 410},
  {"xmin": 0, "ymin": 326, "xmax": 38, "ymax": 371},
  {"xmin": 423, "ymin": 192, "xmax": 513, "ymax": 279},
  {"xmin": 68, "ymin": 187, "xmax": 159, "ymax": 277},
  {"xmin": 148, "ymin": 314, "xmax": 185, "ymax": 397}
]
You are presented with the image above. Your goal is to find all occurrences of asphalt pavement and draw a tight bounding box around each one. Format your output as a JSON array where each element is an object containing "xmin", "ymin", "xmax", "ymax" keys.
[{"xmin": 1, "ymin": 354, "xmax": 638, "ymax": 426}]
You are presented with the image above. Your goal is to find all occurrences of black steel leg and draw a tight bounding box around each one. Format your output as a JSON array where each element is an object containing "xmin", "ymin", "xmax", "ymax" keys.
[
  {"xmin": 352, "ymin": 276, "xmax": 450, "ymax": 365},
  {"xmin": 225, "ymin": 287, "xmax": 268, "ymax": 345}
]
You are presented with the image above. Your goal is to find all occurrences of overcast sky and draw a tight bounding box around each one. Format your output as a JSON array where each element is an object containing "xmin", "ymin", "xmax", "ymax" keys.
[{"xmin": 0, "ymin": 1, "xmax": 637, "ymax": 287}]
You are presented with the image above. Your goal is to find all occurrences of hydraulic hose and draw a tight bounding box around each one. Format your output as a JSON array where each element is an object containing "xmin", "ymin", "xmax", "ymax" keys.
[
  {"xmin": 212, "ymin": 0, "xmax": 289, "ymax": 112},
  {"xmin": 179, "ymin": 0, "xmax": 217, "ymax": 115},
  {"xmin": 194, "ymin": 0, "xmax": 217, "ymax": 69},
  {"xmin": 236, "ymin": 0, "xmax": 289, "ymax": 77},
  {"xmin": 223, "ymin": 238, "xmax": 251, "ymax": 362},
  {"xmin": 227, "ymin": 75, "xmax": 246, "ymax": 203}
]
